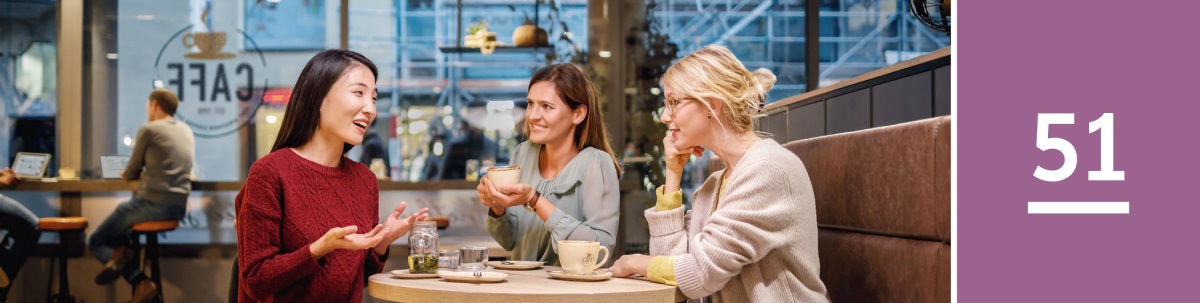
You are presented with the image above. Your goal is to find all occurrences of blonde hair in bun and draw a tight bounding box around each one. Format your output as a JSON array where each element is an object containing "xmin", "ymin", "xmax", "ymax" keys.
[{"xmin": 661, "ymin": 44, "xmax": 776, "ymax": 133}]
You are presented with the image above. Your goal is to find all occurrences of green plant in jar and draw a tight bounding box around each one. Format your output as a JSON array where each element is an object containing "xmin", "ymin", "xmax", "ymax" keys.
[
  {"xmin": 407, "ymin": 255, "xmax": 439, "ymax": 274},
  {"xmin": 408, "ymin": 221, "xmax": 440, "ymax": 274}
]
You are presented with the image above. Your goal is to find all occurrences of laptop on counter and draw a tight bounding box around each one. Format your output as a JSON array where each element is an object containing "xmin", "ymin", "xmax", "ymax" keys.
[{"xmin": 100, "ymin": 155, "xmax": 130, "ymax": 179}]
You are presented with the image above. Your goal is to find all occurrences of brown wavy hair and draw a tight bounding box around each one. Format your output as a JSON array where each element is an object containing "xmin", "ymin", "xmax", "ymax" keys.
[{"xmin": 526, "ymin": 64, "xmax": 623, "ymax": 176}]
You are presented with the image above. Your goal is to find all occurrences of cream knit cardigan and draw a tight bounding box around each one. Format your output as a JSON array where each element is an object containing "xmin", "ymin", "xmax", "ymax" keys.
[{"xmin": 645, "ymin": 139, "xmax": 829, "ymax": 303}]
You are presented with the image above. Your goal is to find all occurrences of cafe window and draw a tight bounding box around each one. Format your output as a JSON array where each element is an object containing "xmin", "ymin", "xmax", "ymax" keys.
[
  {"xmin": 88, "ymin": 0, "xmax": 342, "ymax": 181},
  {"xmin": 350, "ymin": 0, "xmax": 589, "ymax": 181},
  {"xmin": 71, "ymin": 0, "xmax": 587, "ymax": 182},
  {"xmin": 650, "ymin": 0, "xmax": 950, "ymax": 103},
  {"xmin": 1, "ymin": 1, "xmax": 58, "ymax": 171}
]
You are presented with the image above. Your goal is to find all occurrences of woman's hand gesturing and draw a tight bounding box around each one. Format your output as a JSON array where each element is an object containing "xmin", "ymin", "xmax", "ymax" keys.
[
  {"xmin": 309, "ymin": 225, "xmax": 384, "ymax": 260},
  {"xmin": 373, "ymin": 201, "xmax": 430, "ymax": 256}
]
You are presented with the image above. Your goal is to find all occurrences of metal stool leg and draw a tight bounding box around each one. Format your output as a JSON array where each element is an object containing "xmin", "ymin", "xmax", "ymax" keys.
[
  {"xmin": 48, "ymin": 231, "xmax": 77, "ymax": 303},
  {"xmin": 44, "ymin": 240, "xmax": 54, "ymax": 301},
  {"xmin": 147, "ymin": 233, "xmax": 162, "ymax": 295},
  {"xmin": 130, "ymin": 232, "xmax": 142, "ymax": 297},
  {"xmin": 58, "ymin": 231, "xmax": 71, "ymax": 300}
]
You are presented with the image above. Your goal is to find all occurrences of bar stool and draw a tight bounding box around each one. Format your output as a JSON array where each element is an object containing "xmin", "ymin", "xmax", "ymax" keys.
[
  {"xmin": 130, "ymin": 220, "xmax": 178, "ymax": 303},
  {"xmin": 37, "ymin": 217, "xmax": 88, "ymax": 303}
]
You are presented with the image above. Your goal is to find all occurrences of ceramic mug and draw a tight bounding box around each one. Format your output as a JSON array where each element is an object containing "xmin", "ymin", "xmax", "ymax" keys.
[
  {"xmin": 557, "ymin": 240, "xmax": 610, "ymax": 275},
  {"xmin": 487, "ymin": 166, "xmax": 521, "ymax": 186}
]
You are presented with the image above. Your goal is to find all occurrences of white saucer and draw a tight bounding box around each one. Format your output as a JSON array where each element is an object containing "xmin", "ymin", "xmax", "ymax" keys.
[
  {"xmin": 390, "ymin": 269, "xmax": 439, "ymax": 279},
  {"xmin": 438, "ymin": 270, "xmax": 508, "ymax": 283},
  {"xmin": 546, "ymin": 269, "xmax": 613, "ymax": 281},
  {"xmin": 486, "ymin": 260, "xmax": 545, "ymax": 270}
]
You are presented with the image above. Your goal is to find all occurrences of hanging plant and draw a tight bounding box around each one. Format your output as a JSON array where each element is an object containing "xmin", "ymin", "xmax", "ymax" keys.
[{"xmin": 624, "ymin": 0, "xmax": 677, "ymax": 190}]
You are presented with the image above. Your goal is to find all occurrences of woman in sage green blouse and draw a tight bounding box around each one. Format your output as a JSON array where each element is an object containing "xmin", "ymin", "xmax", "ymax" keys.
[{"xmin": 476, "ymin": 63, "xmax": 623, "ymax": 265}]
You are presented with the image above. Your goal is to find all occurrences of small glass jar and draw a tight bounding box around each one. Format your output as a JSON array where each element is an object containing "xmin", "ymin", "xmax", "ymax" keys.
[
  {"xmin": 438, "ymin": 249, "xmax": 460, "ymax": 270},
  {"xmin": 408, "ymin": 221, "xmax": 439, "ymax": 273}
]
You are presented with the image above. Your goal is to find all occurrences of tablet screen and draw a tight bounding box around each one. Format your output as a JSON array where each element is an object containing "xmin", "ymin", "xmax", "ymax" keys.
[
  {"xmin": 13, "ymin": 152, "xmax": 51, "ymax": 178},
  {"xmin": 100, "ymin": 155, "xmax": 130, "ymax": 179}
]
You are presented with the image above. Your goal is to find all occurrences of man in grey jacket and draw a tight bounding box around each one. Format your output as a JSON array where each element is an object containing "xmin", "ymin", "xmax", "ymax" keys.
[{"xmin": 88, "ymin": 88, "xmax": 194, "ymax": 303}]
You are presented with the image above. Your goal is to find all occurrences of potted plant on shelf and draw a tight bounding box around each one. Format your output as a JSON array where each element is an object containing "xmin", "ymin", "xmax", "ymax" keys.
[
  {"xmin": 464, "ymin": 20, "xmax": 499, "ymax": 54},
  {"xmin": 464, "ymin": 20, "xmax": 496, "ymax": 46}
]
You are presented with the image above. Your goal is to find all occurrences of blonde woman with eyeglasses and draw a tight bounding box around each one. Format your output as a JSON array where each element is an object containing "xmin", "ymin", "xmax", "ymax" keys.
[{"xmin": 611, "ymin": 45, "xmax": 829, "ymax": 303}]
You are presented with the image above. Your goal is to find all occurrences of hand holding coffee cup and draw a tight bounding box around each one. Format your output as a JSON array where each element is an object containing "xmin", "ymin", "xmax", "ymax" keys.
[
  {"xmin": 477, "ymin": 166, "xmax": 517, "ymax": 207},
  {"xmin": 480, "ymin": 166, "xmax": 534, "ymax": 208},
  {"xmin": 557, "ymin": 240, "xmax": 610, "ymax": 275}
]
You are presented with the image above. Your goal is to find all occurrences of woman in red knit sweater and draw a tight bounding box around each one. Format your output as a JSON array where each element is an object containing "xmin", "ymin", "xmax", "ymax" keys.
[{"xmin": 235, "ymin": 49, "xmax": 428, "ymax": 302}]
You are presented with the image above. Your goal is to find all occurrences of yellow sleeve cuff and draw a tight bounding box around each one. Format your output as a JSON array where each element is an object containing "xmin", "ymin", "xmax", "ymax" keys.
[
  {"xmin": 646, "ymin": 255, "xmax": 678, "ymax": 286},
  {"xmin": 654, "ymin": 185, "xmax": 684, "ymax": 211}
]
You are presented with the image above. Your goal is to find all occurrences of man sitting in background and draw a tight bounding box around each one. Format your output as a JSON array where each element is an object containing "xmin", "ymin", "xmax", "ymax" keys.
[{"xmin": 88, "ymin": 88, "xmax": 194, "ymax": 303}]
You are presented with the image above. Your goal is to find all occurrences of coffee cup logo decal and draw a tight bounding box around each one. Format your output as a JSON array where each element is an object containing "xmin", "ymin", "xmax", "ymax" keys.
[
  {"xmin": 583, "ymin": 252, "xmax": 595, "ymax": 265},
  {"xmin": 153, "ymin": 0, "xmax": 268, "ymax": 138},
  {"xmin": 182, "ymin": 4, "xmax": 234, "ymax": 60}
]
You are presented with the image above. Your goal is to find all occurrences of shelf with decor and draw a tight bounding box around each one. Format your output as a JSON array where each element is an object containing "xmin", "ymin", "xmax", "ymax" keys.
[{"xmin": 437, "ymin": 46, "xmax": 552, "ymax": 54}]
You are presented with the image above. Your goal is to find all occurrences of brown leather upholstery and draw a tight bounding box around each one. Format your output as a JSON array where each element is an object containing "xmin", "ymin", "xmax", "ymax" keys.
[
  {"xmin": 131, "ymin": 220, "xmax": 179, "ymax": 232},
  {"xmin": 818, "ymin": 229, "xmax": 949, "ymax": 303},
  {"xmin": 786, "ymin": 116, "xmax": 951, "ymax": 242},
  {"xmin": 787, "ymin": 116, "xmax": 951, "ymax": 303},
  {"xmin": 38, "ymin": 217, "xmax": 88, "ymax": 231}
]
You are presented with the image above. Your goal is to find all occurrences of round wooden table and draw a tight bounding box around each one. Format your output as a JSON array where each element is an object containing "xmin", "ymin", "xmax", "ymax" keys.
[{"xmin": 368, "ymin": 266, "xmax": 682, "ymax": 303}]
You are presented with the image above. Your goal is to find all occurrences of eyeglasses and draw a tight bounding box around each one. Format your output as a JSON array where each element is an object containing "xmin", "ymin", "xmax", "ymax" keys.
[{"xmin": 662, "ymin": 97, "xmax": 695, "ymax": 117}]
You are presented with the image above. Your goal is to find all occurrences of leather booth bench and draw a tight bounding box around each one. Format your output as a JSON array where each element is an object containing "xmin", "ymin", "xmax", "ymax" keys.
[
  {"xmin": 715, "ymin": 116, "xmax": 951, "ymax": 302},
  {"xmin": 793, "ymin": 116, "xmax": 951, "ymax": 302}
]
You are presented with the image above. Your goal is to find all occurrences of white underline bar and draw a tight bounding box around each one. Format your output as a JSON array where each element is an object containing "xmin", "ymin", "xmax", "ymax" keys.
[{"xmin": 1028, "ymin": 202, "xmax": 1129, "ymax": 214}]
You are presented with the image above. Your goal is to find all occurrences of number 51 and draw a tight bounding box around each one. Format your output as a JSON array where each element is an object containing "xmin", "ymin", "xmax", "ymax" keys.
[{"xmin": 1034, "ymin": 113, "xmax": 1125, "ymax": 182}]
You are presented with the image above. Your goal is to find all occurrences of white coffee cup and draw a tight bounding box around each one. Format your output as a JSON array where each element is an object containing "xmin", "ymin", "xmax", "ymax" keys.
[
  {"xmin": 557, "ymin": 240, "xmax": 610, "ymax": 275},
  {"xmin": 487, "ymin": 166, "xmax": 521, "ymax": 186}
]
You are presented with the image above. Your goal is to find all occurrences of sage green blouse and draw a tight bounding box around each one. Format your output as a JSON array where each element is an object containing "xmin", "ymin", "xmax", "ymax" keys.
[{"xmin": 485, "ymin": 142, "xmax": 620, "ymax": 265}]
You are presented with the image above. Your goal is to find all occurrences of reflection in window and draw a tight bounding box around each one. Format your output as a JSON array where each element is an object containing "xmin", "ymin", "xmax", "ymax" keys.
[
  {"xmin": 3, "ymin": 1, "xmax": 59, "ymax": 169},
  {"xmin": 16, "ymin": 42, "xmax": 57, "ymax": 103}
]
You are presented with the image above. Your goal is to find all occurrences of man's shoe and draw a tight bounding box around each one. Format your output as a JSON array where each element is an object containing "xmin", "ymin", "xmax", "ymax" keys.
[
  {"xmin": 95, "ymin": 246, "xmax": 131, "ymax": 285},
  {"xmin": 131, "ymin": 280, "xmax": 158, "ymax": 303}
]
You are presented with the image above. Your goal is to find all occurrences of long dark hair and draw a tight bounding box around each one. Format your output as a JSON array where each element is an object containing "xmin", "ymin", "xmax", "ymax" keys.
[
  {"xmin": 271, "ymin": 49, "xmax": 378, "ymax": 153},
  {"xmin": 526, "ymin": 64, "xmax": 622, "ymax": 176}
]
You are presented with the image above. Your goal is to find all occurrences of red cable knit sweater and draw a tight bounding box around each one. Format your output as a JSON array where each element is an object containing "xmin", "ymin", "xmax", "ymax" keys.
[{"xmin": 236, "ymin": 148, "xmax": 387, "ymax": 302}]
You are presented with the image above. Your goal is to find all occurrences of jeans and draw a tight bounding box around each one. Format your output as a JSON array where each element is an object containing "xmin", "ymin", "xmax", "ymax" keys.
[
  {"xmin": 0, "ymin": 194, "xmax": 40, "ymax": 300},
  {"xmin": 87, "ymin": 195, "xmax": 185, "ymax": 283}
]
